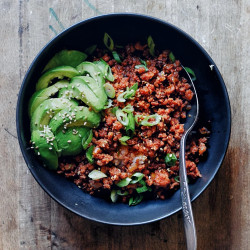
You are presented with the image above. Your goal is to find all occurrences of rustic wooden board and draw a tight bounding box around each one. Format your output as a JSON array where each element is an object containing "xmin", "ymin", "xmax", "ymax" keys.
[{"xmin": 0, "ymin": 0, "xmax": 249, "ymax": 249}]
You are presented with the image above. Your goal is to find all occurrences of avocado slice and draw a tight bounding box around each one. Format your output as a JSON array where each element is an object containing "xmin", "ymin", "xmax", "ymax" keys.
[
  {"xmin": 69, "ymin": 76, "xmax": 107, "ymax": 111},
  {"xmin": 76, "ymin": 62, "xmax": 105, "ymax": 87},
  {"xmin": 49, "ymin": 106, "xmax": 101, "ymax": 134},
  {"xmin": 30, "ymin": 98, "xmax": 78, "ymax": 132},
  {"xmin": 36, "ymin": 66, "xmax": 79, "ymax": 91},
  {"xmin": 57, "ymin": 87, "xmax": 74, "ymax": 99},
  {"xmin": 31, "ymin": 128, "xmax": 58, "ymax": 170},
  {"xmin": 56, "ymin": 127, "xmax": 90, "ymax": 156},
  {"xmin": 43, "ymin": 50, "xmax": 87, "ymax": 72},
  {"xmin": 28, "ymin": 80, "xmax": 69, "ymax": 117}
]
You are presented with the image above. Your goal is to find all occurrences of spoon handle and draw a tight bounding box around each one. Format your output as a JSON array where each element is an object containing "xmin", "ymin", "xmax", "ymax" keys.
[{"xmin": 179, "ymin": 134, "xmax": 197, "ymax": 250}]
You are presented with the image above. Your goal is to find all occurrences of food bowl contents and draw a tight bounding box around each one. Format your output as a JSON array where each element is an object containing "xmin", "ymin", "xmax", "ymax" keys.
[{"xmin": 29, "ymin": 34, "xmax": 209, "ymax": 205}]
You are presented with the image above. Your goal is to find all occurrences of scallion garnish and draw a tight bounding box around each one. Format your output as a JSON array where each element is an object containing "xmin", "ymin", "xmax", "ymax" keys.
[
  {"xmin": 126, "ymin": 113, "xmax": 135, "ymax": 135},
  {"xmin": 86, "ymin": 145, "xmax": 95, "ymax": 163},
  {"xmin": 184, "ymin": 67, "xmax": 196, "ymax": 81},
  {"xmin": 136, "ymin": 180, "xmax": 151, "ymax": 193},
  {"xmin": 112, "ymin": 51, "xmax": 122, "ymax": 63},
  {"xmin": 110, "ymin": 190, "xmax": 118, "ymax": 203},
  {"xmin": 174, "ymin": 176, "xmax": 180, "ymax": 183},
  {"xmin": 165, "ymin": 153, "xmax": 177, "ymax": 166},
  {"xmin": 169, "ymin": 52, "xmax": 175, "ymax": 63},
  {"xmin": 117, "ymin": 190, "xmax": 129, "ymax": 196},
  {"xmin": 135, "ymin": 64, "xmax": 148, "ymax": 71},
  {"xmin": 103, "ymin": 32, "xmax": 114, "ymax": 51},
  {"xmin": 88, "ymin": 169, "xmax": 107, "ymax": 180},
  {"xmin": 130, "ymin": 172, "xmax": 144, "ymax": 184},
  {"xmin": 104, "ymin": 99, "xmax": 113, "ymax": 109},
  {"xmin": 147, "ymin": 35, "xmax": 155, "ymax": 56},
  {"xmin": 82, "ymin": 129, "xmax": 93, "ymax": 150},
  {"xmin": 140, "ymin": 114, "xmax": 162, "ymax": 126},
  {"xmin": 119, "ymin": 136, "xmax": 131, "ymax": 145},
  {"xmin": 129, "ymin": 194, "xmax": 143, "ymax": 206},
  {"xmin": 104, "ymin": 83, "xmax": 115, "ymax": 98},
  {"xmin": 117, "ymin": 83, "xmax": 138, "ymax": 102},
  {"xmin": 84, "ymin": 44, "xmax": 97, "ymax": 55},
  {"xmin": 94, "ymin": 59, "xmax": 114, "ymax": 82},
  {"xmin": 116, "ymin": 109, "xmax": 129, "ymax": 126},
  {"xmin": 116, "ymin": 177, "xmax": 132, "ymax": 187},
  {"xmin": 122, "ymin": 104, "xmax": 134, "ymax": 113},
  {"xmin": 111, "ymin": 106, "xmax": 119, "ymax": 114}
]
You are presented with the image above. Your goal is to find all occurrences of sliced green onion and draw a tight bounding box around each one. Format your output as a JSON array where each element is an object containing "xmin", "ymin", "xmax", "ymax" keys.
[
  {"xmin": 117, "ymin": 190, "xmax": 129, "ymax": 196},
  {"xmin": 116, "ymin": 109, "xmax": 129, "ymax": 126},
  {"xmin": 119, "ymin": 136, "xmax": 131, "ymax": 145},
  {"xmin": 117, "ymin": 92, "xmax": 127, "ymax": 102},
  {"xmin": 165, "ymin": 153, "xmax": 177, "ymax": 166},
  {"xmin": 136, "ymin": 180, "xmax": 152, "ymax": 193},
  {"xmin": 111, "ymin": 106, "xmax": 118, "ymax": 114},
  {"xmin": 126, "ymin": 113, "xmax": 135, "ymax": 134},
  {"xmin": 104, "ymin": 99, "xmax": 113, "ymax": 109},
  {"xmin": 116, "ymin": 45, "xmax": 124, "ymax": 48},
  {"xmin": 122, "ymin": 104, "xmax": 134, "ymax": 113},
  {"xmin": 147, "ymin": 35, "xmax": 155, "ymax": 56},
  {"xmin": 82, "ymin": 130, "xmax": 93, "ymax": 150},
  {"xmin": 112, "ymin": 51, "xmax": 121, "ymax": 63},
  {"xmin": 110, "ymin": 190, "xmax": 118, "ymax": 202},
  {"xmin": 129, "ymin": 83, "xmax": 139, "ymax": 93},
  {"xmin": 103, "ymin": 32, "xmax": 114, "ymax": 51},
  {"xmin": 104, "ymin": 83, "xmax": 115, "ymax": 98},
  {"xmin": 140, "ymin": 114, "xmax": 162, "ymax": 126},
  {"xmin": 94, "ymin": 59, "xmax": 114, "ymax": 82},
  {"xmin": 140, "ymin": 59, "xmax": 147, "ymax": 66},
  {"xmin": 86, "ymin": 145, "xmax": 94, "ymax": 163},
  {"xmin": 184, "ymin": 67, "xmax": 196, "ymax": 81},
  {"xmin": 117, "ymin": 83, "xmax": 138, "ymax": 102},
  {"xmin": 129, "ymin": 194, "xmax": 143, "ymax": 206},
  {"xmin": 174, "ymin": 176, "xmax": 180, "ymax": 183},
  {"xmin": 169, "ymin": 52, "xmax": 175, "ymax": 63},
  {"xmin": 88, "ymin": 169, "xmax": 107, "ymax": 180},
  {"xmin": 84, "ymin": 45, "xmax": 97, "ymax": 55},
  {"xmin": 130, "ymin": 172, "xmax": 144, "ymax": 184},
  {"xmin": 135, "ymin": 64, "xmax": 148, "ymax": 71},
  {"xmin": 116, "ymin": 177, "xmax": 132, "ymax": 187}
]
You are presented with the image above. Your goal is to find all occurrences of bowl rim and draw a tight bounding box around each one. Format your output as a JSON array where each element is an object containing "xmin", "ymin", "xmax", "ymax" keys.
[{"xmin": 16, "ymin": 13, "xmax": 231, "ymax": 226}]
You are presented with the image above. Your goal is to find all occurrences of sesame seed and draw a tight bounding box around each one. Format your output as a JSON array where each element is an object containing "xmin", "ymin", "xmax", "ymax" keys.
[
  {"xmin": 49, "ymin": 147, "xmax": 52, "ymax": 150},
  {"xmin": 67, "ymin": 140, "xmax": 71, "ymax": 143},
  {"xmin": 37, "ymin": 152, "xmax": 40, "ymax": 155}
]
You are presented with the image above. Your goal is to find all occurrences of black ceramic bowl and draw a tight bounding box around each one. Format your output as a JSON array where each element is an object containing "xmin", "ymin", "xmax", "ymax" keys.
[{"xmin": 16, "ymin": 13, "xmax": 231, "ymax": 225}]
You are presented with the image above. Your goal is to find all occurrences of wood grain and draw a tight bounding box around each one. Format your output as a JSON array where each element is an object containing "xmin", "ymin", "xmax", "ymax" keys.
[{"xmin": 0, "ymin": 0, "xmax": 249, "ymax": 249}]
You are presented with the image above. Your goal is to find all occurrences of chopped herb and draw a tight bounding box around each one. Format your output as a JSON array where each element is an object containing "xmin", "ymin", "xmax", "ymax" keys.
[
  {"xmin": 86, "ymin": 145, "xmax": 94, "ymax": 163},
  {"xmin": 135, "ymin": 64, "xmax": 148, "ymax": 71},
  {"xmin": 119, "ymin": 136, "xmax": 131, "ymax": 145},
  {"xmin": 129, "ymin": 194, "xmax": 143, "ymax": 206},
  {"xmin": 103, "ymin": 32, "xmax": 114, "ymax": 51},
  {"xmin": 112, "ymin": 51, "xmax": 121, "ymax": 63},
  {"xmin": 104, "ymin": 83, "xmax": 115, "ymax": 98},
  {"xmin": 117, "ymin": 190, "xmax": 129, "ymax": 196},
  {"xmin": 88, "ymin": 169, "xmax": 107, "ymax": 180},
  {"xmin": 82, "ymin": 129, "xmax": 93, "ymax": 150},
  {"xmin": 111, "ymin": 106, "xmax": 119, "ymax": 114},
  {"xmin": 116, "ymin": 177, "xmax": 132, "ymax": 187},
  {"xmin": 169, "ymin": 52, "xmax": 175, "ymax": 63},
  {"xmin": 130, "ymin": 172, "xmax": 144, "ymax": 184},
  {"xmin": 110, "ymin": 190, "xmax": 118, "ymax": 202},
  {"xmin": 116, "ymin": 109, "xmax": 129, "ymax": 126},
  {"xmin": 117, "ymin": 83, "xmax": 138, "ymax": 102},
  {"xmin": 165, "ymin": 153, "xmax": 177, "ymax": 166},
  {"xmin": 140, "ymin": 59, "xmax": 147, "ymax": 66},
  {"xmin": 126, "ymin": 113, "xmax": 135, "ymax": 134},
  {"xmin": 184, "ymin": 67, "xmax": 196, "ymax": 81},
  {"xmin": 147, "ymin": 35, "xmax": 155, "ymax": 56},
  {"xmin": 104, "ymin": 99, "xmax": 113, "ymax": 109},
  {"xmin": 140, "ymin": 114, "xmax": 162, "ymax": 126},
  {"xmin": 84, "ymin": 44, "xmax": 97, "ymax": 55},
  {"xmin": 174, "ymin": 176, "xmax": 180, "ymax": 183},
  {"xmin": 122, "ymin": 104, "xmax": 134, "ymax": 113}
]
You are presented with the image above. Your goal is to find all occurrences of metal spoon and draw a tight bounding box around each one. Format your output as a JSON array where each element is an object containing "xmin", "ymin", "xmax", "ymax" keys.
[{"xmin": 179, "ymin": 67, "xmax": 199, "ymax": 250}]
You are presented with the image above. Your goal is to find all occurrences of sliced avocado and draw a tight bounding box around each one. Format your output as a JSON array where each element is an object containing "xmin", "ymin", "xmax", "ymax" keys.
[
  {"xmin": 31, "ymin": 128, "xmax": 58, "ymax": 170},
  {"xmin": 76, "ymin": 62, "xmax": 105, "ymax": 87},
  {"xmin": 56, "ymin": 127, "xmax": 90, "ymax": 156},
  {"xmin": 57, "ymin": 87, "xmax": 74, "ymax": 99},
  {"xmin": 28, "ymin": 80, "xmax": 69, "ymax": 117},
  {"xmin": 43, "ymin": 50, "xmax": 88, "ymax": 72},
  {"xmin": 36, "ymin": 66, "xmax": 79, "ymax": 91},
  {"xmin": 30, "ymin": 98, "xmax": 78, "ymax": 132},
  {"xmin": 49, "ymin": 106, "xmax": 101, "ymax": 134},
  {"xmin": 69, "ymin": 76, "xmax": 107, "ymax": 111}
]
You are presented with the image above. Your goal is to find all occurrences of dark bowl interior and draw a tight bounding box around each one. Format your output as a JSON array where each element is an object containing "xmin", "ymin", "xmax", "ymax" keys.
[{"xmin": 16, "ymin": 13, "xmax": 231, "ymax": 225}]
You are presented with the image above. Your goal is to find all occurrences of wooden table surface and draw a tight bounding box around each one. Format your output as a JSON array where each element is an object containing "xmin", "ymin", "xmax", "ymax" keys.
[{"xmin": 0, "ymin": 1, "xmax": 249, "ymax": 249}]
